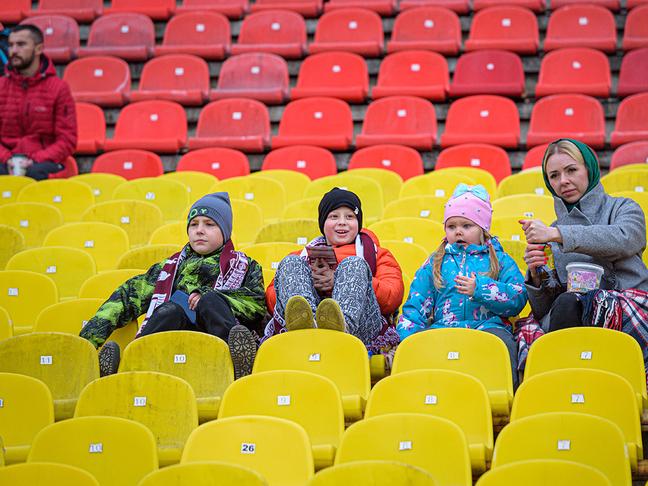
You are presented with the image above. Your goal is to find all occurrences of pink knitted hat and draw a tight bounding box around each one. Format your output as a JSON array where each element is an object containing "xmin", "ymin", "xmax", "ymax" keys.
[{"xmin": 443, "ymin": 184, "xmax": 493, "ymax": 232}]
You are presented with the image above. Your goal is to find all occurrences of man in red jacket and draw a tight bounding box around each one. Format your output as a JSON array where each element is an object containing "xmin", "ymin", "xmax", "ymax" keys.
[{"xmin": 0, "ymin": 25, "xmax": 77, "ymax": 180}]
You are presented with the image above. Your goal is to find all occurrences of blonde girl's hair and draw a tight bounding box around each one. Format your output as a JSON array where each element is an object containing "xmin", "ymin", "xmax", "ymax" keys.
[
  {"xmin": 541, "ymin": 139, "xmax": 585, "ymax": 170},
  {"xmin": 432, "ymin": 230, "xmax": 500, "ymax": 290}
]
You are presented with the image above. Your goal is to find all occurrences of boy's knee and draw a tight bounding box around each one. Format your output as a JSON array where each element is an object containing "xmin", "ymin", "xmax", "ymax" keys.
[
  {"xmin": 336, "ymin": 256, "xmax": 371, "ymax": 275},
  {"xmin": 277, "ymin": 255, "xmax": 309, "ymax": 274}
]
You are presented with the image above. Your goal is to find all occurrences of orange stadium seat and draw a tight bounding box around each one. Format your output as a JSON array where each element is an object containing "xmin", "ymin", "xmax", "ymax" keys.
[
  {"xmin": 21, "ymin": 15, "xmax": 79, "ymax": 63},
  {"xmin": 449, "ymin": 50, "xmax": 525, "ymax": 98},
  {"xmin": 543, "ymin": 5, "xmax": 616, "ymax": 53},
  {"xmin": 91, "ymin": 150, "xmax": 164, "ymax": 180},
  {"xmin": 262, "ymin": 146, "xmax": 338, "ymax": 179},
  {"xmin": 75, "ymin": 102, "xmax": 105, "ymax": 154},
  {"xmin": 50, "ymin": 156, "xmax": 79, "ymax": 179},
  {"xmin": 356, "ymin": 96, "xmax": 437, "ymax": 150},
  {"xmin": 103, "ymin": 100, "xmax": 187, "ymax": 153},
  {"xmin": 324, "ymin": 0, "xmax": 395, "ymax": 16},
  {"xmin": 64, "ymin": 56, "xmax": 131, "ymax": 107},
  {"xmin": 372, "ymin": 50, "xmax": 448, "ymax": 101},
  {"xmin": 551, "ymin": 0, "xmax": 618, "ymax": 10},
  {"xmin": 291, "ymin": 52, "xmax": 368, "ymax": 103},
  {"xmin": 105, "ymin": 0, "xmax": 175, "ymax": 19},
  {"xmin": 34, "ymin": 0, "xmax": 103, "ymax": 22},
  {"xmin": 535, "ymin": 47, "xmax": 611, "ymax": 98},
  {"xmin": 78, "ymin": 13, "xmax": 155, "ymax": 61},
  {"xmin": 464, "ymin": 6, "xmax": 539, "ymax": 54},
  {"xmin": 177, "ymin": 148, "xmax": 251, "ymax": 179},
  {"xmin": 441, "ymin": 95, "xmax": 520, "ymax": 148},
  {"xmin": 436, "ymin": 143, "xmax": 511, "ymax": 182},
  {"xmin": 272, "ymin": 97, "xmax": 353, "ymax": 150},
  {"xmin": 154, "ymin": 12, "xmax": 230, "ymax": 60},
  {"xmin": 231, "ymin": 10, "xmax": 307, "ymax": 58},
  {"xmin": 610, "ymin": 141, "xmax": 648, "ymax": 170},
  {"xmin": 250, "ymin": 0, "xmax": 322, "ymax": 16},
  {"xmin": 522, "ymin": 143, "xmax": 549, "ymax": 170},
  {"xmin": 610, "ymin": 93, "xmax": 648, "ymax": 147},
  {"xmin": 348, "ymin": 145, "xmax": 424, "ymax": 180},
  {"xmin": 526, "ymin": 94, "xmax": 605, "ymax": 148},
  {"xmin": 387, "ymin": 7, "xmax": 461, "ymax": 55},
  {"xmin": 400, "ymin": 0, "xmax": 468, "ymax": 14},
  {"xmin": 617, "ymin": 48, "xmax": 648, "ymax": 97},
  {"xmin": 189, "ymin": 99, "xmax": 271, "ymax": 152},
  {"xmin": 622, "ymin": 5, "xmax": 648, "ymax": 50},
  {"xmin": 130, "ymin": 54, "xmax": 210, "ymax": 106},
  {"xmin": 474, "ymin": 0, "xmax": 543, "ymax": 12},
  {"xmin": 176, "ymin": 0, "xmax": 249, "ymax": 18},
  {"xmin": 309, "ymin": 8, "xmax": 384, "ymax": 57},
  {"xmin": 0, "ymin": 0, "xmax": 30, "ymax": 23},
  {"xmin": 210, "ymin": 53, "xmax": 289, "ymax": 104}
]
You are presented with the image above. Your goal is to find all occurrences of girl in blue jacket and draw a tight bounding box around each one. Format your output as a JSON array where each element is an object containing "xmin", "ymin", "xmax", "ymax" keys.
[{"xmin": 397, "ymin": 184, "xmax": 527, "ymax": 385}]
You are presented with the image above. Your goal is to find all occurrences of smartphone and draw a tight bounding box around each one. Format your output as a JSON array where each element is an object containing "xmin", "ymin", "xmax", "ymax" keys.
[
  {"xmin": 169, "ymin": 290, "xmax": 197, "ymax": 324},
  {"xmin": 306, "ymin": 245, "xmax": 338, "ymax": 270}
]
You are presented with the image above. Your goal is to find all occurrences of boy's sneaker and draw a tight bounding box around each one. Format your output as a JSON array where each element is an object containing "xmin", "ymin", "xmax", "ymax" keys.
[
  {"xmin": 228, "ymin": 324, "xmax": 257, "ymax": 380},
  {"xmin": 315, "ymin": 298, "xmax": 346, "ymax": 332},
  {"xmin": 98, "ymin": 341, "xmax": 120, "ymax": 377},
  {"xmin": 285, "ymin": 295, "xmax": 315, "ymax": 331}
]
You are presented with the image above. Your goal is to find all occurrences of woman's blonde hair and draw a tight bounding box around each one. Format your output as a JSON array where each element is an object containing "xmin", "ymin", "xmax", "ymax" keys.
[{"xmin": 541, "ymin": 139, "xmax": 585, "ymax": 171}]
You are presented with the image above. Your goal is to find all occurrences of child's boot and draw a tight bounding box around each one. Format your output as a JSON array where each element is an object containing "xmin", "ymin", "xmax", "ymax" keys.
[
  {"xmin": 228, "ymin": 324, "xmax": 257, "ymax": 380},
  {"xmin": 98, "ymin": 341, "xmax": 120, "ymax": 377},
  {"xmin": 285, "ymin": 295, "xmax": 315, "ymax": 331},
  {"xmin": 315, "ymin": 298, "xmax": 346, "ymax": 332}
]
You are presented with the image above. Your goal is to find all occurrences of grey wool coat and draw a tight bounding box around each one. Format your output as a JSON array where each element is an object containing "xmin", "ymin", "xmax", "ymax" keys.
[{"xmin": 526, "ymin": 183, "xmax": 648, "ymax": 320}]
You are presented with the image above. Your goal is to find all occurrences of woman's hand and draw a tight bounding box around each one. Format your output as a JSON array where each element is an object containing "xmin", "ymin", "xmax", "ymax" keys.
[
  {"xmin": 311, "ymin": 258, "xmax": 334, "ymax": 294},
  {"xmin": 519, "ymin": 219, "xmax": 562, "ymax": 244},
  {"xmin": 455, "ymin": 272, "xmax": 476, "ymax": 296},
  {"xmin": 525, "ymin": 243, "xmax": 547, "ymax": 287},
  {"xmin": 188, "ymin": 291, "xmax": 201, "ymax": 311}
]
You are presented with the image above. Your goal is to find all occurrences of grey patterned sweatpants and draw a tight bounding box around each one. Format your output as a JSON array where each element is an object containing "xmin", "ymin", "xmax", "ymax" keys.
[{"xmin": 274, "ymin": 255, "xmax": 383, "ymax": 345}]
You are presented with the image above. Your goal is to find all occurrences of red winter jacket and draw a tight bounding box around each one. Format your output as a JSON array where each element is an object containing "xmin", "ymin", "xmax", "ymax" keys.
[{"xmin": 0, "ymin": 55, "xmax": 77, "ymax": 165}]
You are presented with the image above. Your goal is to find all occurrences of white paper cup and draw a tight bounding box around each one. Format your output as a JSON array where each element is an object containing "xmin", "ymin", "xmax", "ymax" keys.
[
  {"xmin": 566, "ymin": 262, "xmax": 604, "ymax": 293},
  {"xmin": 10, "ymin": 155, "xmax": 28, "ymax": 177}
]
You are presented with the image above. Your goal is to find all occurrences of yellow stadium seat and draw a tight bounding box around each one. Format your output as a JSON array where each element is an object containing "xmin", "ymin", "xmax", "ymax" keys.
[
  {"xmin": 43, "ymin": 222, "xmax": 130, "ymax": 271},
  {"xmin": 475, "ymin": 459, "xmax": 611, "ymax": 486},
  {"xmin": 491, "ymin": 412, "xmax": 632, "ymax": 486},
  {"xmin": 382, "ymin": 195, "xmax": 446, "ymax": 221},
  {"xmin": 0, "ymin": 270, "xmax": 58, "ymax": 334},
  {"xmin": 0, "ymin": 372, "xmax": 54, "ymax": 464},
  {"xmin": 283, "ymin": 197, "xmax": 320, "ymax": 220},
  {"xmin": 219, "ymin": 370, "xmax": 344, "ymax": 469},
  {"xmin": 614, "ymin": 163, "xmax": 648, "ymax": 173},
  {"xmin": 491, "ymin": 216, "xmax": 526, "ymax": 242},
  {"xmin": 308, "ymin": 460, "xmax": 436, "ymax": 486},
  {"xmin": 435, "ymin": 167, "xmax": 497, "ymax": 197},
  {"xmin": 602, "ymin": 169, "xmax": 648, "ymax": 193},
  {"xmin": 400, "ymin": 172, "xmax": 476, "ymax": 199},
  {"xmin": 250, "ymin": 170, "xmax": 310, "ymax": 205},
  {"xmin": 524, "ymin": 327, "xmax": 647, "ymax": 413},
  {"xmin": 491, "ymin": 194, "xmax": 555, "ymax": 223},
  {"xmin": 346, "ymin": 168, "xmax": 403, "ymax": 202},
  {"xmin": 254, "ymin": 219, "xmax": 320, "ymax": 245},
  {"xmin": 368, "ymin": 218, "xmax": 444, "ymax": 253},
  {"xmin": 381, "ymin": 240, "xmax": 428, "ymax": 280},
  {"xmin": 182, "ymin": 415, "xmax": 314, "ymax": 486},
  {"xmin": 28, "ymin": 416, "xmax": 157, "ymax": 486},
  {"xmin": 161, "ymin": 171, "xmax": 218, "ymax": 200},
  {"xmin": 496, "ymin": 171, "xmax": 548, "ymax": 198},
  {"xmin": 120, "ymin": 330, "xmax": 234, "ymax": 423},
  {"xmin": 34, "ymin": 298, "xmax": 103, "ymax": 334},
  {"xmin": 82, "ymin": 200, "xmax": 164, "ymax": 248},
  {"xmin": 75, "ymin": 370, "xmax": 198, "ymax": 466},
  {"xmin": 0, "ymin": 175, "xmax": 35, "ymax": 206},
  {"xmin": 6, "ymin": 246, "xmax": 96, "ymax": 301},
  {"xmin": 335, "ymin": 413, "xmax": 472, "ymax": 486},
  {"xmin": 365, "ymin": 369, "xmax": 492, "ymax": 473},
  {"xmin": 262, "ymin": 268, "xmax": 275, "ymax": 290},
  {"xmin": 400, "ymin": 273, "xmax": 412, "ymax": 313},
  {"xmin": 0, "ymin": 463, "xmax": 99, "ymax": 486},
  {"xmin": 499, "ymin": 239, "xmax": 526, "ymax": 271},
  {"xmin": 138, "ymin": 462, "xmax": 267, "ymax": 486},
  {"xmin": 212, "ymin": 176, "xmax": 286, "ymax": 222},
  {"xmin": 231, "ymin": 199, "xmax": 264, "ymax": 246},
  {"xmin": 253, "ymin": 329, "xmax": 371, "ymax": 422},
  {"xmin": 0, "ymin": 306, "xmax": 12, "ymax": 340},
  {"xmin": 79, "ymin": 269, "xmax": 143, "ymax": 298},
  {"xmin": 149, "ymin": 221, "xmax": 186, "ymax": 246},
  {"xmin": 0, "ymin": 224, "xmax": 24, "ymax": 270},
  {"xmin": 392, "ymin": 328, "xmax": 514, "ymax": 417},
  {"xmin": 511, "ymin": 368, "xmax": 642, "ymax": 471},
  {"xmin": 305, "ymin": 174, "xmax": 384, "ymax": 224},
  {"xmin": 17, "ymin": 179, "xmax": 94, "ymax": 222},
  {"xmin": 0, "ymin": 333, "xmax": 99, "ymax": 420},
  {"xmin": 117, "ymin": 244, "xmax": 178, "ymax": 271},
  {"xmin": 72, "ymin": 173, "xmax": 127, "ymax": 203},
  {"xmin": 242, "ymin": 242, "xmax": 302, "ymax": 273},
  {"xmin": 0, "ymin": 202, "xmax": 64, "ymax": 248},
  {"xmin": 113, "ymin": 178, "xmax": 189, "ymax": 222}
]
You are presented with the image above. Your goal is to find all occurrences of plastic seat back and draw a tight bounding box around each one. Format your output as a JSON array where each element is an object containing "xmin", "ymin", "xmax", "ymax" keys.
[
  {"xmin": 381, "ymin": 240, "xmax": 429, "ymax": 278},
  {"xmin": 304, "ymin": 174, "xmax": 383, "ymax": 222},
  {"xmin": 0, "ymin": 175, "xmax": 34, "ymax": 206},
  {"xmin": 611, "ymin": 93, "xmax": 648, "ymax": 147},
  {"xmin": 602, "ymin": 169, "xmax": 648, "ymax": 193},
  {"xmin": 242, "ymin": 242, "xmax": 301, "ymax": 279},
  {"xmin": 349, "ymin": 145, "xmax": 424, "ymax": 181},
  {"xmin": 497, "ymin": 170, "xmax": 549, "ymax": 198},
  {"xmin": 0, "ymin": 0, "xmax": 31, "ymax": 23},
  {"xmin": 155, "ymin": 11, "xmax": 230, "ymax": 60},
  {"xmin": 161, "ymin": 171, "xmax": 218, "ymax": 200},
  {"xmin": 0, "ymin": 463, "xmax": 99, "ymax": 486},
  {"xmin": 138, "ymin": 462, "xmax": 267, "ymax": 486},
  {"xmin": 254, "ymin": 219, "xmax": 320, "ymax": 244},
  {"xmin": 387, "ymin": 6, "xmax": 461, "ymax": 55},
  {"xmin": 78, "ymin": 269, "xmax": 142, "ymax": 299},
  {"xmin": 0, "ymin": 225, "xmax": 24, "ymax": 270},
  {"xmin": 213, "ymin": 175, "xmax": 285, "ymax": 221},
  {"xmin": 232, "ymin": 9, "xmax": 307, "ymax": 58},
  {"xmin": 368, "ymin": 218, "xmax": 443, "ymax": 253},
  {"xmin": 282, "ymin": 197, "xmax": 320, "ymax": 219},
  {"xmin": 149, "ymin": 221, "xmax": 186, "ymax": 246},
  {"xmin": 92, "ymin": 150, "xmax": 163, "ymax": 180},
  {"xmin": 81, "ymin": 200, "xmax": 163, "ymax": 247},
  {"xmin": 36, "ymin": 0, "xmax": 103, "ymax": 22},
  {"xmin": 178, "ymin": 147, "xmax": 251, "ymax": 179},
  {"xmin": 230, "ymin": 200, "xmax": 264, "ymax": 246},
  {"xmin": 345, "ymin": 168, "xmax": 403, "ymax": 202},
  {"xmin": 21, "ymin": 14, "xmax": 79, "ymax": 63},
  {"xmin": 436, "ymin": 143, "xmax": 511, "ymax": 183},
  {"xmin": 623, "ymin": 4, "xmax": 648, "ymax": 50},
  {"xmin": 107, "ymin": 0, "xmax": 176, "ymax": 19},
  {"xmin": 310, "ymin": 8, "xmax": 384, "ymax": 57},
  {"xmin": 491, "ymin": 194, "xmax": 555, "ymax": 221},
  {"xmin": 65, "ymin": 56, "xmax": 130, "ymax": 107},
  {"xmin": 465, "ymin": 6, "xmax": 539, "ymax": 54},
  {"xmin": 79, "ymin": 13, "xmax": 155, "ymax": 60},
  {"xmin": 544, "ymin": 5, "xmax": 616, "ymax": 52},
  {"xmin": 34, "ymin": 298, "xmax": 103, "ymax": 334},
  {"xmin": 449, "ymin": 50, "xmax": 525, "ymax": 98},
  {"xmin": 75, "ymin": 101, "xmax": 106, "ymax": 153},
  {"xmin": 617, "ymin": 47, "xmax": 648, "ymax": 97},
  {"xmin": 400, "ymin": 171, "xmax": 476, "ymax": 199},
  {"xmin": 475, "ymin": 460, "xmax": 611, "ymax": 486},
  {"xmin": 382, "ymin": 196, "xmax": 446, "ymax": 222},
  {"xmin": 117, "ymin": 244, "xmax": 179, "ymax": 270},
  {"xmin": 610, "ymin": 141, "xmax": 648, "ymax": 170},
  {"xmin": 309, "ymin": 461, "xmax": 436, "ymax": 486},
  {"xmin": 0, "ymin": 271, "xmax": 58, "ymax": 334},
  {"xmin": 113, "ymin": 177, "xmax": 190, "ymax": 222},
  {"xmin": 262, "ymin": 146, "xmax": 337, "ymax": 179},
  {"xmin": 16, "ymin": 179, "xmax": 94, "ymax": 223}
]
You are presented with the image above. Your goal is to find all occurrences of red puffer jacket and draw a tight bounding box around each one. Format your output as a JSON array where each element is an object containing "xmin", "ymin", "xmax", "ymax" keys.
[{"xmin": 0, "ymin": 55, "xmax": 77, "ymax": 164}]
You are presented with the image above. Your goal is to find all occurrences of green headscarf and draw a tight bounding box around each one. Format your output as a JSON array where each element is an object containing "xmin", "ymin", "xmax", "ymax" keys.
[{"xmin": 542, "ymin": 138, "xmax": 601, "ymax": 211}]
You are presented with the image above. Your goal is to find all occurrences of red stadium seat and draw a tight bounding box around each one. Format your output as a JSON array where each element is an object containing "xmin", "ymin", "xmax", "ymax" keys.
[
  {"xmin": 309, "ymin": 8, "xmax": 384, "ymax": 57},
  {"xmin": 176, "ymin": 0, "xmax": 248, "ymax": 18},
  {"xmin": 291, "ymin": 52, "xmax": 368, "ymax": 103},
  {"xmin": 610, "ymin": 142, "xmax": 648, "ymax": 170},
  {"xmin": 535, "ymin": 47, "xmax": 611, "ymax": 98},
  {"xmin": 387, "ymin": 7, "xmax": 461, "ymax": 55},
  {"xmin": 78, "ymin": 13, "xmax": 155, "ymax": 61},
  {"xmin": 348, "ymin": 144, "xmax": 424, "ymax": 180},
  {"xmin": 105, "ymin": 0, "xmax": 175, "ymax": 20},
  {"xmin": 231, "ymin": 10, "xmax": 307, "ymax": 58},
  {"xmin": 75, "ymin": 102, "xmax": 105, "ymax": 154},
  {"xmin": 610, "ymin": 93, "xmax": 648, "ymax": 147},
  {"xmin": 64, "ymin": 56, "xmax": 131, "ymax": 107},
  {"xmin": 435, "ymin": 143, "xmax": 511, "ymax": 182},
  {"xmin": 189, "ymin": 99, "xmax": 271, "ymax": 152},
  {"xmin": 522, "ymin": 143, "xmax": 549, "ymax": 170},
  {"xmin": 551, "ymin": 0, "xmax": 618, "ymax": 10},
  {"xmin": 324, "ymin": 0, "xmax": 395, "ymax": 16},
  {"xmin": 130, "ymin": 54, "xmax": 210, "ymax": 106},
  {"xmin": 399, "ymin": 0, "xmax": 468, "ymax": 14},
  {"xmin": 262, "ymin": 145, "xmax": 338, "ymax": 179},
  {"xmin": 104, "ymin": 100, "xmax": 188, "ymax": 153},
  {"xmin": 356, "ymin": 96, "xmax": 437, "ymax": 150},
  {"xmin": 49, "ymin": 156, "xmax": 79, "ymax": 179},
  {"xmin": 473, "ymin": 0, "xmax": 544, "ymax": 12},
  {"xmin": 272, "ymin": 97, "xmax": 353, "ymax": 150},
  {"xmin": 154, "ymin": 12, "xmax": 230, "ymax": 60},
  {"xmin": 251, "ymin": 0, "xmax": 322, "ymax": 17},
  {"xmin": 543, "ymin": 5, "xmax": 616, "ymax": 53},
  {"xmin": 617, "ymin": 48, "xmax": 648, "ymax": 97},
  {"xmin": 465, "ymin": 6, "xmax": 539, "ymax": 54},
  {"xmin": 0, "ymin": 0, "xmax": 30, "ymax": 23},
  {"xmin": 448, "ymin": 50, "xmax": 525, "ymax": 98},
  {"xmin": 628, "ymin": 0, "xmax": 648, "ymax": 9},
  {"xmin": 441, "ymin": 95, "xmax": 520, "ymax": 148},
  {"xmin": 91, "ymin": 150, "xmax": 164, "ymax": 179},
  {"xmin": 177, "ymin": 148, "xmax": 251, "ymax": 179},
  {"xmin": 622, "ymin": 5, "xmax": 648, "ymax": 51},
  {"xmin": 34, "ymin": 0, "xmax": 103, "ymax": 22},
  {"xmin": 210, "ymin": 53, "xmax": 289, "ymax": 104},
  {"xmin": 21, "ymin": 15, "xmax": 79, "ymax": 63},
  {"xmin": 372, "ymin": 50, "xmax": 448, "ymax": 101},
  {"xmin": 526, "ymin": 94, "xmax": 605, "ymax": 148}
]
